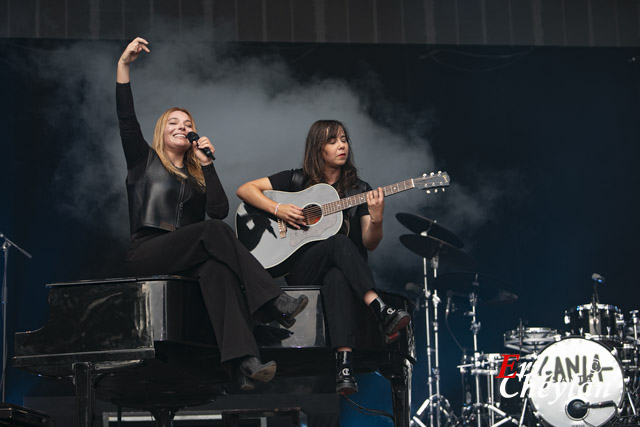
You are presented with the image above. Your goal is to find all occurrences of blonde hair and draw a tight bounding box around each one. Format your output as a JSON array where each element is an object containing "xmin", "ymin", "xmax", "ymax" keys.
[{"xmin": 152, "ymin": 107, "xmax": 205, "ymax": 187}]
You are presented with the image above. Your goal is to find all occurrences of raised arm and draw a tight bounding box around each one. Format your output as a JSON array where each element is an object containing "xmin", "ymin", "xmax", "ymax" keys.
[
  {"xmin": 116, "ymin": 37, "xmax": 151, "ymax": 168},
  {"xmin": 117, "ymin": 37, "xmax": 150, "ymax": 84},
  {"xmin": 237, "ymin": 178, "xmax": 306, "ymax": 229}
]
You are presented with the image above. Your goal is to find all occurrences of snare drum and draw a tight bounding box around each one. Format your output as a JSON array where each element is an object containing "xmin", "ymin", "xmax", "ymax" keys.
[
  {"xmin": 529, "ymin": 337, "xmax": 624, "ymax": 427},
  {"xmin": 564, "ymin": 303, "xmax": 624, "ymax": 343},
  {"xmin": 503, "ymin": 327, "xmax": 559, "ymax": 354}
]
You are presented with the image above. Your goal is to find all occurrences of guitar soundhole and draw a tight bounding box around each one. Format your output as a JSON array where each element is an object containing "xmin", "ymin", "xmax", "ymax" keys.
[{"xmin": 302, "ymin": 204, "xmax": 322, "ymax": 226}]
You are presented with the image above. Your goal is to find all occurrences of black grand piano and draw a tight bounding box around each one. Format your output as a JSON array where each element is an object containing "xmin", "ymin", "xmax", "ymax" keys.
[{"xmin": 13, "ymin": 276, "xmax": 415, "ymax": 426}]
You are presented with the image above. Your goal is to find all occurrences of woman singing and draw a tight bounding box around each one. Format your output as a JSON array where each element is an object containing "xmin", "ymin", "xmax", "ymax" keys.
[{"xmin": 116, "ymin": 37, "xmax": 308, "ymax": 391}]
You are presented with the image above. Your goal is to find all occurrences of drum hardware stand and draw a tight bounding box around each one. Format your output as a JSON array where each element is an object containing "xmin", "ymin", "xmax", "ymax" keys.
[
  {"xmin": 625, "ymin": 390, "xmax": 638, "ymax": 416},
  {"xmin": 411, "ymin": 238, "xmax": 445, "ymax": 427},
  {"xmin": 515, "ymin": 318, "xmax": 527, "ymax": 353},
  {"xmin": 472, "ymin": 403, "xmax": 523, "ymax": 427},
  {"xmin": 591, "ymin": 273, "xmax": 605, "ymax": 304},
  {"xmin": 517, "ymin": 396, "xmax": 529, "ymax": 427},
  {"xmin": 412, "ymin": 395, "xmax": 456, "ymax": 427},
  {"xmin": 630, "ymin": 310, "xmax": 639, "ymax": 344},
  {"xmin": 463, "ymin": 276, "xmax": 483, "ymax": 427},
  {"xmin": 0, "ymin": 232, "xmax": 32, "ymax": 402}
]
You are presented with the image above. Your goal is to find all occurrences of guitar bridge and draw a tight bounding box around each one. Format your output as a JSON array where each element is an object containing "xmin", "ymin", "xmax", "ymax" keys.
[{"xmin": 277, "ymin": 219, "xmax": 287, "ymax": 239}]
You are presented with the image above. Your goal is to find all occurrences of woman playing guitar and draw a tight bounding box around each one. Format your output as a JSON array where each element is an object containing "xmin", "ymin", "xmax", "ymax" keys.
[{"xmin": 237, "ymin": 120, "xmax": 411, "ymax": 395}]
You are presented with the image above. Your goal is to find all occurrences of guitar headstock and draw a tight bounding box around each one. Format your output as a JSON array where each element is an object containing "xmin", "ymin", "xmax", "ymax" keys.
[{"xmin": 414, "ymin": 171, "xmax": 450, "ymax": 193}]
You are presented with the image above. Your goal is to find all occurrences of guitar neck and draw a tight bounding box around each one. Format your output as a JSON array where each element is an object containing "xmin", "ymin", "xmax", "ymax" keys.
[{"xmin": 322, "ymin": 179, "xmax": 415, "ymax": 215}]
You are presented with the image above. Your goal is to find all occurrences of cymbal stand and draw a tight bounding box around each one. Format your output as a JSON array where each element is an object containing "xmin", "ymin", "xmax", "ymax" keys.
[
  {"xmin": 466, "ymin": 280, "xmax": 482, "ymax": 427},
  {"xmin": 0, "ymin": 231, "xmax": 32, "ymax": 402},
  {"xmin": 431, "ymin": 255, "xmax": 442, "ymax": 427},
  {"xmin": 411, "ymin": 249, "xmax": 444, "ymax": 427}
]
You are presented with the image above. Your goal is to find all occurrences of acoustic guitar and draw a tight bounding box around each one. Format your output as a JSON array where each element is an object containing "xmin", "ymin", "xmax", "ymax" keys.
[{"xmin": 235, "ymin": 172, "xmax": 450, "ymax": 276}]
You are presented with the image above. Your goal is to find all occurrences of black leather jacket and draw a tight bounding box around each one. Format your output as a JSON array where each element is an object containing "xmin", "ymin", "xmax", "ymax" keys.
[
  {"xmin": 117, "ymin": 83, "xmax": 228, "ymax": 235},
  {"xmin": 126, "ymin": 150, "xmax": 206, "ymax": 233}
]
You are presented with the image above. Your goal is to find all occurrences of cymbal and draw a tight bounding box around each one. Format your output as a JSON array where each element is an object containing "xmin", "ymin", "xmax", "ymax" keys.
[
  {"xmin": 396, "ymin": 213, "xmax": 464, "ymax": 248},
  {"xmin": 400, "ymin": 234, "xmax": 477, "ymax": 269},
  {"xmin": 434, "ymin": 272, "xmax": 518, "ymax": 305}
]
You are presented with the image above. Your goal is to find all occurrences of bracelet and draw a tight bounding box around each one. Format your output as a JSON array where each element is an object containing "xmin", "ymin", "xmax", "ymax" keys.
[{"xmin": 274, "ymin": 203, "xmax": 281, "ymax": 217}]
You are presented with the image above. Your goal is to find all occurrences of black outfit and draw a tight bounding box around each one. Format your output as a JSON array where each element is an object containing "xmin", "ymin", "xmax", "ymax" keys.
[
  {"xmin": 269, "ymin": 169, "xmax": 376, "ymax": 349},
  {"xmin": 117, "ymin": 82, "xmax": 282, "ymax": 363}
]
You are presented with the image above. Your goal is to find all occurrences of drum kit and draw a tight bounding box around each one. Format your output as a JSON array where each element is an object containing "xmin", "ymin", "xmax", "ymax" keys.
[{"xmin": 397, "ymin": 213, "xmax": 640, "ymax": 427}]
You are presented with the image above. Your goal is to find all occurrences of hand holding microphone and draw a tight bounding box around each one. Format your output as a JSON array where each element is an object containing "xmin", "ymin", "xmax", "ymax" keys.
[{"xmin": 187, "ymin": 132, "xmax": 215, "ymax": 161}]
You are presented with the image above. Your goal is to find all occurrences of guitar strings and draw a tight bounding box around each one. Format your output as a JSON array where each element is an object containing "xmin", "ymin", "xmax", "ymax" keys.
[{"xmin": 302, "ymin": 205, "xmax": 322, "ymax": 225}]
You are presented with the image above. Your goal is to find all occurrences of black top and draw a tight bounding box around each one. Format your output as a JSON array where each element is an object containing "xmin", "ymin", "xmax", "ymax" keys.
[
  {"xmin": 116, "ymin": 83, "xmax": 229, "ymax": 234},
  {"xmin": 268, "ymin": 168, "xmax": 373, "ymax": 261}
]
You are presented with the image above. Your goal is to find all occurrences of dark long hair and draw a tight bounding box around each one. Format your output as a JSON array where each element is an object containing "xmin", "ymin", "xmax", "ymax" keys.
[{"xmin": 302, "ymin": 120, "xmax": 359, "ymax": 196}]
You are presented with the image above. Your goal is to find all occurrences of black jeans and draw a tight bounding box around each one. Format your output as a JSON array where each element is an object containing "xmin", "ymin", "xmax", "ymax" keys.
[
  {"xmin": 285, "ymin": 234, "xmax": 376, "ymax": 349},
  {"xmin": 125, "ymin": 219, "xmax": 282, "ymax": 363}
]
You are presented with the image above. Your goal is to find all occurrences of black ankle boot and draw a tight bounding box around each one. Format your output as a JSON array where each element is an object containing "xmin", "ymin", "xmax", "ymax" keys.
[
  {"xmin": 236, "ymin": 369, "xmax": 256, "ymax": 392},
  {"xmin": 237, "ymin": 356, "xmax": 277, "ymax": 385},
  {"xmin": 369, "ymin": 297, "xmax": 410, "ymax": 341},
  {"xmin": 267, "ymin": 293, "xmax": 309, "ymax": 328},
  {"xmin": 335, "ymin": 351, "xmax": 358, "ymax": 395}
]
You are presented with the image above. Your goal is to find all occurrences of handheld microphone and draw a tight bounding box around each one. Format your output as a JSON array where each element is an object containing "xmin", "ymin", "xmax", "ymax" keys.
[{"xmin": 186, "ymin": 132, "xmax": 215, "ymax": 160}]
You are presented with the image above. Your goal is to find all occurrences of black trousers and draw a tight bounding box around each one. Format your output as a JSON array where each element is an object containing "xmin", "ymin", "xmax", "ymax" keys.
[
  {"xmin": 125, "ymin": 219, "xmax": 282, "ymax": 363},
  {"xmin": 285, "ymin": 234, "xmax": 376, "ymax": 349}
]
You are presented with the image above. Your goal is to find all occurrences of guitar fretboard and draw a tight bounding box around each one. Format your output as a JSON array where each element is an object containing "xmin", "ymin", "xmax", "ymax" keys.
[{"xmin": 321, "ymin": 179, "xmax": 415, "ymax": 215}]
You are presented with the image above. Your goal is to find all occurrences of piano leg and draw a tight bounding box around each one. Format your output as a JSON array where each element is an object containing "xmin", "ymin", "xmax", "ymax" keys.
[
  {"xmin": 149, "ymin": 408, "xmax": 176, "ymax": 427},
  {"xmin": 73, "ymin": 362, "xmax": 94, "ymax": 427},
  {"xmin": 390, "ymin": 362, "xmax": 413, "ymax": 427}
]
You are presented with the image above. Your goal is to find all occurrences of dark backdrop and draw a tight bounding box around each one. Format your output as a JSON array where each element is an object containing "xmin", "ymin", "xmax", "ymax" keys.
[{"xmin": 1, "ymin": 39, "xmax": 639, "ymax": 425}]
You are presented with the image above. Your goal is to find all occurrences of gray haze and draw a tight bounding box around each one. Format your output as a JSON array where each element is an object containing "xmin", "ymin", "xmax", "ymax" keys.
[{"xmin": 37, "ymin": 39, "xmax": 508, "ymax": 287}]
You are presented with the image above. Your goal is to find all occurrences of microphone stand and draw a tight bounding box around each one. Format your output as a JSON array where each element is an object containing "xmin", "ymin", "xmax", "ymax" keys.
[{"xmin": 0, "ymin": 232, "xmax": 32, "ymax": 402}]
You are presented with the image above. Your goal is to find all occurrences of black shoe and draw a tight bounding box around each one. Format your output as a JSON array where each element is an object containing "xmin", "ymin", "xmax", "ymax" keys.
[
  {"xmin": 369, "ymin": 297, "xmax": 410, "ymax": 342},
  {"xmin": 238, "ymin": 356, "xmax": 277, "ymax": 383},
  {"xmin": 335, "ymin": 351, "xmax": 358, "ymax": 395},
  {"xmin": 267, "ymin": 293, "xmax": 309, "ymax": 328},
  {"xmin": 236, "ymin": 370, "xmax": 256, "ymax": 392}
]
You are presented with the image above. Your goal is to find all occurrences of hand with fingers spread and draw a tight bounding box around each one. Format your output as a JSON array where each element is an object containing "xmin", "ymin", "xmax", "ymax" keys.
[{"xmin": 275, "ymin": 203, "xmax": 306, "ymax": 229}]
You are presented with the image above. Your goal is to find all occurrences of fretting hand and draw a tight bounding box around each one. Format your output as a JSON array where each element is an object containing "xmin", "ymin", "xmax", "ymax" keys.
[{"xmin": 366, "ymin": 187, "xmax": 385, "ymax": 223}]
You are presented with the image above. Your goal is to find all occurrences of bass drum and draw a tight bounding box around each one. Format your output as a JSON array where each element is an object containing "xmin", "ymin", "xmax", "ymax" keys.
[{"xmin": 528, "ymin": 337, "xmax": 624, "ymax": 427}]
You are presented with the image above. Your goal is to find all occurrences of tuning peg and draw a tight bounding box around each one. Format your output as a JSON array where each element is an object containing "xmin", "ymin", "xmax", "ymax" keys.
[
  {"xmin": 430, "ymin": 172, "xmax": 435, "ymax": 176},
  {"xmin": 422, "ymin": 173, "xmax": 427, "ymax": 177},
  {"xmin": 426, "ymin": 190, "xmax": 431, "ymax": 194},
  {"xmin": 434, "ymin": 189, "xmax": 438, "ymax": 193},
  {"xmin": 437, "ymin": 170, "xmax": 441, "ymax": 174},
  {"xmin": 442, "ymin": 188, "xmax": 445, "ymax": 192}
]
